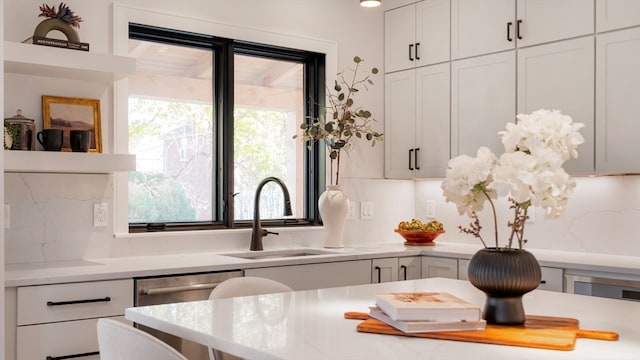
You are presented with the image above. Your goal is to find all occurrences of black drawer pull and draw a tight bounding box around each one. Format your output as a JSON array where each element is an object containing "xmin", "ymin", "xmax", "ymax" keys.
[
  {"xmin": 409, "ymin": 44, "xmax": 414, "ymax": 61},
  {"xmin": 414, "ymin": 148, "xmax": 420, "ymax": 170},
  {"xmin": 622, "ymin": 290, "xmax": 640, "ymax": 301},
  {"xmin": 47, "ymin": 297, "xmax": 111, "ymax": 306},
  {"xmin": 415, "ymin": 42, "xmax": 420, "ymax": 60},
  {"xmin": 540, "ymin": 280, "xmax": 547, "ymax": 284},
  {"xmin": 375, "ymin": 266, "xmax": 382, "ymax": 283},
  {"xmin": 46, "ymin": 351, "xmax": 100, "ymax": 360},
  {"xmin": 400, "ymin": 265, "xmax": 408, "ymax": 280},
  {"xmin": 507, "ymin": 21, "xmax": 513, "ymax": 42}
]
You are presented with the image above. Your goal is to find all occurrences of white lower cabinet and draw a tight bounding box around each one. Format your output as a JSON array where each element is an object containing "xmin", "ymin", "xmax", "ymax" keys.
[
  {"xmin": 15, "ymin": 279, "xmax": 133, "ymax": 360},
  {"xmin": 372, "ymin": 256, "xmax": 422, "ymax": 283},
  {"xmin": 244, "ymin": 260, "xmax": 371, "ymax": 290},
  {"xmin": 422, "ymin": 256, "xmax": 458, "ymax": 279}
]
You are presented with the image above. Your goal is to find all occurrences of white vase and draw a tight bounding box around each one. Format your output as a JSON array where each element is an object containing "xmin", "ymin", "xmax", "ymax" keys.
[{"xmin": 318, "ymin": 185, "xmax": 349, "ymax": 248}]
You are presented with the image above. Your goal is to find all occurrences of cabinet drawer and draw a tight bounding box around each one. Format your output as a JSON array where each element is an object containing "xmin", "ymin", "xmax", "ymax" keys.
[
  {"xmin": 17, "ymin": 316, "xmax": 125, "ymax": 360},
  {"xmin": 17, "ymin": 279, "xmax": 133, "ymax": 325}
]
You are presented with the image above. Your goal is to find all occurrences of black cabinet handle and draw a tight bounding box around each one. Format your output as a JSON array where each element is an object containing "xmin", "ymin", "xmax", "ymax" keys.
[
  {"xmin": 400, "ymin": 265, "xmax": 408, "ymax": 281},
  {"xmin": 540, "ymin": 280, "xmax": 547, "ymax": 284},
  {"xmin": 414, "ymin": 148, "xmax": 420, "ymax": 170},
  {"xmin": 516, "ymin": 19, "xmax": 523, "ymax": 40},
  {"xmin": 507, "ymin": 22, "xmax": 513, "ymax": 42},
  {"xmin": 47, "ymin": 297, "xmax": 111, "ymax": 306},
  {"xmin": 622, "ymin": 290, "xmax": 640, "ymax": 301},
  {"xmin": 46, "ymin": 351, "xmax": 100, "ymax": 360},
  {"xmin": 408, "ymin": 44, "xmax": 414, "ymax": 61},
  {"xmin": 375, "ymin": 266, "xmax": 381, "ymax": 283},
  {"xmin": 408, "ymin": 149, "xmax": 414, "ymax": 170},
  {"xmin": 415, "ymin": 43, "xmax": 420, "ymax": 60}
]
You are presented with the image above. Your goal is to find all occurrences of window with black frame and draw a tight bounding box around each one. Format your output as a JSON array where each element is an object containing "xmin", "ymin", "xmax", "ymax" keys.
[{"xmin": 127, "ymin": 24, "xmax": 324, "ymax": 232}]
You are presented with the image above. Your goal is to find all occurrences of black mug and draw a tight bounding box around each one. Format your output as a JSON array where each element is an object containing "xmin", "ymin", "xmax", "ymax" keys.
[
  {"xmin": 37, "ymin": 129, "xmax": 63, "ymax": 151},
  {"xmin": 70, "ymin": 130, "xmax": 92, "ymax": 152}
]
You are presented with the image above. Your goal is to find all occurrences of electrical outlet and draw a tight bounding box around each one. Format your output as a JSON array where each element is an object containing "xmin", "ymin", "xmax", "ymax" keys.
[
  {"xmin": 94, "ymin": 203, "xmax": 108, "ymax": 227},
  {"xmin": 426, "ymin": 200, "xmax": 436, "ymax": 219},
  {"xmin": 347, "ymin": 200, "xmax": 356, "ymax": 220},
  {"xmin": 4, "ymin": 204, "xmax": 9, "ymax": 229},
  {"xmin": 360, "ymin": 201, "xmax": 374, "ymax": 220}
]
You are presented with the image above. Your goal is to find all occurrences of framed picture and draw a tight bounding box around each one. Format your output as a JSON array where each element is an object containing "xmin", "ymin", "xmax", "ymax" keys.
[{"xmin": 42, "ymin": 95, "xmax": 102, "ymax": 152}]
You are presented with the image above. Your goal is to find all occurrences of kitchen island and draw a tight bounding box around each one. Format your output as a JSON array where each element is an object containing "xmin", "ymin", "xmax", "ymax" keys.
[{"xmin": 125, "ymin": 277, "xmax": 640, "ymax": 360}]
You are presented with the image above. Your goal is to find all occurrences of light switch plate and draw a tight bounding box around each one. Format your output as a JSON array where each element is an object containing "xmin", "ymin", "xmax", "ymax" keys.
[
  {"xmin": 360, "ymin": 201, "xmax": 374, "ymax": 220},
  {"xmin": 426, "ymin": 200, "xmax": 436, "ymax": 219}
]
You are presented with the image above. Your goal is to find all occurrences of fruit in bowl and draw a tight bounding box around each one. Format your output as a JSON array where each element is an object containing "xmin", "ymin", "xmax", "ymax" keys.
[{"xmin": 394, "ymin": 219, "xmax": 445, "ymax": 246}]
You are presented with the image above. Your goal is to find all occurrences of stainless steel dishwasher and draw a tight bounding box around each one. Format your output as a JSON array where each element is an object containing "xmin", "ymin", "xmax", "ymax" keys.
[{"xmin": 135, "ymin": 270, "xmax": 243, "ymax": 359}]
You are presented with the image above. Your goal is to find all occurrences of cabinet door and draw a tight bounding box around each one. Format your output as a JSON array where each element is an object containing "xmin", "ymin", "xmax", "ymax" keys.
[
  {"xmin": 372, "ymin": 258, "xmax": 399, "ymax": 283},
  {"xmin": 385, "ymin": 69, "xmax": 416, "ymax": 178},
  {"xmin": 596, "ymin": 27, "xmax": 640, "ymax": 173},
  {"xmin": 422, "ymin": 256, "xmax": 458, "ymax": 279},
  {"xmin": 415, "ymin": 63, "xmax": 450, "ymax": 177},
  {"xmin": 244, "ymin": 260, "xmax": 372, "ymax": 290},
  {"xmin": 451, "ymin": 0, "xmax": 515, "ymax": 59},
  {"xmin": 516, "ymin": 0, "xmax": 594, "ymax": 48},
  {"xmin": 385, "ymin": 4, "xmax": 416, "ymax": 73},
  {"xmin": 398, "ymin": 256, "xmax": 422, "ymax": 280},
  {"xmin": 415, "ymin": 0, "xmax": 450, "ymax": 67},
  {"xmin": 451, "ymin": 51, "xmax": 516, "ymax": 157},
  {"xmin": 596, "ymin": 0, "xmax": 640, "ymax": 32},
  {"xmin": 517, "ymin": 37, "xmax": 595, "ymax": 174},
  {"xmin": 458, "ymin": 259, "xmax": 470, "ymax": 280},
  {"xmin": 539, "ymin": 267, "xmax": 564, "ymax": 292}
]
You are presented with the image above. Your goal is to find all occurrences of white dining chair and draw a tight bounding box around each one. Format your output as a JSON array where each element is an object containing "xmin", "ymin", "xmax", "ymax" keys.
[
  {"xmin": 97, "ymin": 318, "xmax": 188, "ymax": 360},
  {"xmin": 208, "ymin": 276, "xmax": 293, "ymax": 360}
]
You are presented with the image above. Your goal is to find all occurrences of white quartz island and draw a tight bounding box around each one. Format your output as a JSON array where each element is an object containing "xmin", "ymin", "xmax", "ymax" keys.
[{"xmin": 125, "ymin": 278, "xmax": 640, "ymax": 360}]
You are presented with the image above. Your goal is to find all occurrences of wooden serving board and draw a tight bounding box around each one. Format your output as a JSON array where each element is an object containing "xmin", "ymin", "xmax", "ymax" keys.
[{"xmin": 345, "ymin": 312, "xmax": 618, "ymax": 351}]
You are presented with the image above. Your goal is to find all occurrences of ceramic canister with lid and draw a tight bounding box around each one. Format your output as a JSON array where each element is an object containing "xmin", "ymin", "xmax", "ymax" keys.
[{"xmin": 4, "ymin": 109, "xmax": 35, "ymax": 150}]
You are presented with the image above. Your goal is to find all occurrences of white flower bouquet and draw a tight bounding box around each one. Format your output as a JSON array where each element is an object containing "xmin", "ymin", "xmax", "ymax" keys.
[{"xmin": 441, "ymin": 109, "xmax": 585, "ymax": 249}]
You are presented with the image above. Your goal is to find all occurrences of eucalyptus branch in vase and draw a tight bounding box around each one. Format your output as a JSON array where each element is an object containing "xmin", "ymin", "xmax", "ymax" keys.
[{"xmin": 294, "ymin": 56, "xmax": 383, "ymax": 186}]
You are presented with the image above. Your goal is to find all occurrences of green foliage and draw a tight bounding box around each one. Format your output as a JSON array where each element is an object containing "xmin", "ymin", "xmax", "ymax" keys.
[
  {"xmin": 128, "ymin": 172, "xmax": 196, "ymax": 222},
  {"xmin": 293, "ymin": 56, "xmax": 383, "ymax": 185}
]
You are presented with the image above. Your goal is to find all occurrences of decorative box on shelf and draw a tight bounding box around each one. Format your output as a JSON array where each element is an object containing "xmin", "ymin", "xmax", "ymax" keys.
[{"xmin": 4, "ymin": 151, "xmax": 136, "ymax": 174}]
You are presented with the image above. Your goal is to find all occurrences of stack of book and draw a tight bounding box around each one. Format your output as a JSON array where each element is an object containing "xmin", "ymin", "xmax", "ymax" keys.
[{"xmin": 371, "ymin": 292, "xmax": 486, "ymax": 333}]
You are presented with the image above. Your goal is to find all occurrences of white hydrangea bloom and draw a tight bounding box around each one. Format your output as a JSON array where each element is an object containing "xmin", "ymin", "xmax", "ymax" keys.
[
  {"xmin": 442, "ymin": 108, "xmax": 584, "ymax": 249},
  {"xmin": 441, "ymin": 147, "xmax": 497, "ymax": 216},
  {"xmin": 500, "ymin": 109, "xmax": 585, "ymax": 161}
]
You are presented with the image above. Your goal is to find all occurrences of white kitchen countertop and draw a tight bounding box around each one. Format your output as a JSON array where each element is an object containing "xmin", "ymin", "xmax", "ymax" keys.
[
  {"xmin": 125, "ymin": 277, "xmax": 640, "ymax": 360},
  {"xmin": 5, "ymin": 241, "xmax": 640, "ymax": 287}
]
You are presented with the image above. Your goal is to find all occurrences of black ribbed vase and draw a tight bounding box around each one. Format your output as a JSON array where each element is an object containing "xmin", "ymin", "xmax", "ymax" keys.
[{"xmin": 467, "ymin": 247, "xmax": 541, "ymax": 325}]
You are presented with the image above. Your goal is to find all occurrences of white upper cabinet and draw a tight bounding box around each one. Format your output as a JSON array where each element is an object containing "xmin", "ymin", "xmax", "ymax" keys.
[
  {"xmin": 596, "ymin": 0, "xmax": 640, "ymax": 32},
  {"xmin": 451, "ymin": 51, "xmax": 516, "ymax": 158},
  {"xmin": 516, "ymin": 0, "xmax": 594, "ymax": 48},
  {"xmin": 517, "ymin": 37, "xmax": 595, "ymax": 174},
  {"xmin": 451, "ymin": 0, "xmax": 515, "ymax": 60},
  {"xmin": 385, "ymin": 63, "xmax": 450, "ymax": 179},
  {"xmin": 385, "ymin": 0, "xmax": 450, "ymax": 73},
  {"xmin": 595, "ymin": 27, "xmax": 640, "ymax": 173},
  {"xmin": 452, "ymin": 0, "xmax": 594, "ymax": 59}
]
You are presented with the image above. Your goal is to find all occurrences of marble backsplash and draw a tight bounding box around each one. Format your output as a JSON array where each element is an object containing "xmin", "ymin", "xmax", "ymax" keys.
[{"xmin": 4, "ymin": 172, "xmax": 640, "ymax": 264}]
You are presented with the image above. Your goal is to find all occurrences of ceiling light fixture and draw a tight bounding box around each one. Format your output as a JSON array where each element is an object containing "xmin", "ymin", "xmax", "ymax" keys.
[{"xmin": 360, "ymin": 0, "xmax": 381, "ymax": 8}]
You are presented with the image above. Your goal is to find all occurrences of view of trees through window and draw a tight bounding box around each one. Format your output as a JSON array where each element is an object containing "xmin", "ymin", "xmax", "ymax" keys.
[{"xmin": 127, "ymin": 29, "xmax": 309, "ymax": 228}]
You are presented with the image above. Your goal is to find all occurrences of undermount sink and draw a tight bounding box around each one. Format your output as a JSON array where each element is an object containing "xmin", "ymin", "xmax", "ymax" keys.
[{"xmin": 221, "ymin": 248, "xmax": 338, "ymax": 260}]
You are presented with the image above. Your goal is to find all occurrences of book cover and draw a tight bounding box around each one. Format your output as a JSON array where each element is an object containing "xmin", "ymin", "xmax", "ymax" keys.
[
  {"xmin": 23, "ymin": 36, "xmax": 90, "ymax": 51},
  {"xmin": 368, "ymin": 306, "xmax": 486, "ymax": 333},
  {"xmin": 374, "ymin": 292, "xmax": 481, "ymax": 321}
]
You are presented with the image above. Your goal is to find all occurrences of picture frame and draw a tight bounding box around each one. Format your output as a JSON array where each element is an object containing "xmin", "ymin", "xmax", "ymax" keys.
[{"xmin": 42, "ymin": 95, "xmax": 102, "ymax": 153}]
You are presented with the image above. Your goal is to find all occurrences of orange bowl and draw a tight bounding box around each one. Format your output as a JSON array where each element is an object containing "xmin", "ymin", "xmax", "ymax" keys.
[{"xmin": 394, "ymin": 229, "xmax": 444, "ymax": 246}]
